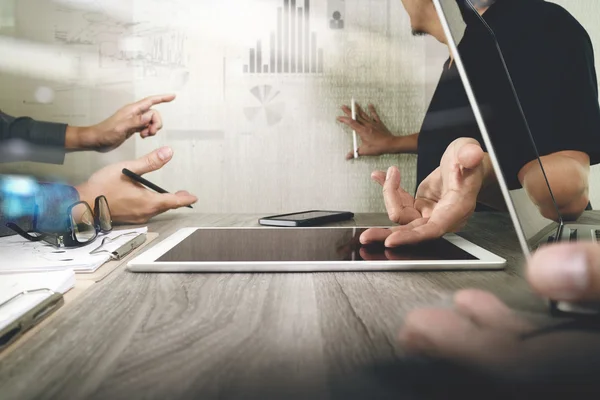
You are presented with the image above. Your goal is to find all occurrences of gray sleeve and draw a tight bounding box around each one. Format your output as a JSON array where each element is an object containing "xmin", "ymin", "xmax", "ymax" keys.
[{"xmin": 0, "ymin": 111, "xmax": 68, "ymax": 164}]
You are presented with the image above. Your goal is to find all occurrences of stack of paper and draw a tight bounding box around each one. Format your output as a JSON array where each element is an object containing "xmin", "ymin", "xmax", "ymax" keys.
[
  {"xmin": 0, "ymin": 227, "xmax": 147, "ymax": 274},
  {"xmin": 0, "ymin": 269, "xmax": 75, "ymax": 333}
]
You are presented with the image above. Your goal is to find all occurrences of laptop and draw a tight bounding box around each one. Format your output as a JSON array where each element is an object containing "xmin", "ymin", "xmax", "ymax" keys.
[{"xmin": 433, "ymin": 0, "xmax": 600, "ymax": 316}]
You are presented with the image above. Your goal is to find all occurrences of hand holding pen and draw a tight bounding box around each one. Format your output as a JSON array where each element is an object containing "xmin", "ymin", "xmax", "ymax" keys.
[
  {"xmin": 75, "ymin": 147, "xmax": 197, "ymax": 224},
  {"xmin": 122, "ymin": 168, "xmax": 194, "ymax": 209},
  {"xmin": 337, "ymin": 101, "xmax": 398, "ymax": 160}
]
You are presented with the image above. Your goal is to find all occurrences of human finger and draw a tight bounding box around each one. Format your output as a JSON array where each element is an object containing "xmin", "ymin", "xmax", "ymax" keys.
[
  {"xmin": 383, "ymin": 167, "xmax": 420, "ymax": 224},
  {"xmin": 371, "ymin": 170, "xmax": 386, "ymax": 186},
  {"xmin": 399, "ymin": 308, "xmax": 479, "ymax": 359},
  {"xmin": 528, "ymin": 242, "xmax": 600, "ymax": 302},
  {"xmin": 127, "ymin": 146, "xmax": 173, "ymax": 175},
  {"xmin": 355, "ymin": 103, "xmax": 371, "ymax": 122},
  {"xmin": 341, "ymin": 105, "xmax": 352, "ymax": 118},
  {"xmin": 368, "ymin": 104, "xmax": 381, "ymax": 123},
  {"xmin": 337, "ymin": 116, "xmax": 363, "ymax": 132},
  {"xmin": 148, "ymin": 110, "xmax": 163, "ymax": 135},
  {"xmin": 156, "ymin": 191, "xmax": 198, "ymax": 211},
  {"xmin": 384, "ymin": 219, "xmax": 444, "ymax": 247},
  {"xmin": 359, "ymin": 246, "xmax": 389, "ymax": 261},
  {"xmin": 360, "ymin": 228, "xmax": 393, "ymax": 244},
  {"xmin": 456, "ymin": 142, "xmax": 485, "ymax": 171},
  {"xmin": 137, "ymin": 110, "xmax": 154, "ymax": 135},
  {"xmin": 399, "ymin": 307, "xmax": 525, "ymax": 367},
  {"xmin": 133, "ymin": 94, "xmax": 176, "ymax": 114},
  {"xmin": 453, "ymin": 290, "xmax": 533, "ymax": 333}
]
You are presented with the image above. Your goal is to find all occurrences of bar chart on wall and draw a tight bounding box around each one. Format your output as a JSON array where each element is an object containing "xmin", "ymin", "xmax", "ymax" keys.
[{"xmin": 243, "ymin": 0, "xmax": 324, "ymax": 75}]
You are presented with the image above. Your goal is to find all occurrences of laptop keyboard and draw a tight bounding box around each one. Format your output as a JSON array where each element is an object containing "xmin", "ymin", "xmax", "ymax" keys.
[
  {"xmin": 570, "ymin": 229, "xmax": 578, "ymax": 242},
  {"xmin": 538, "ymin": 229, "xmax": 599, "ymax": 249}
]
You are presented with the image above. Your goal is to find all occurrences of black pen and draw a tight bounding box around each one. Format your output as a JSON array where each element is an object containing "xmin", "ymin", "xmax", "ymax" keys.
[{"xmin": 122, "ymin": 168, "xmax": 193, "ymax": 209}]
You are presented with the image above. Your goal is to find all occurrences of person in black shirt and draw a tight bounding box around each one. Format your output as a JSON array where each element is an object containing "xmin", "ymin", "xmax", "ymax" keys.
[{"xmin": 338, "ymin": 0, "xmax": 600, "ymax": 247}]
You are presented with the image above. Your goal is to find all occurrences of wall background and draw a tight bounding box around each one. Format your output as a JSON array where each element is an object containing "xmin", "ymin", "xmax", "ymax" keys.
[
  {"xmin": 0, "ymin": 0, "xmax": 599, "ymax": 222},
  {"xmin": 0, "ymin": 0, "xmax": 428, "ymax": 214}
]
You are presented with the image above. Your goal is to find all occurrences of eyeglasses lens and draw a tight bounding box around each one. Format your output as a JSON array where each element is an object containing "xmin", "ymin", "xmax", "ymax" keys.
[
  {"xmin": 97, "ymin": 197, "xmax": 112, "ymax": 232},
  {"xmin": 71, "ymin": 203, "xmax": 96, "ymax": 243}
]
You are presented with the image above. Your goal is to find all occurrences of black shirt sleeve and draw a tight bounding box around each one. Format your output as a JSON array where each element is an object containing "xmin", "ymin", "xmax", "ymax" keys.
[
  {"xmin": 0, "ymin": 111, "xmax": 68, "ymax": 164},
  {"xmin": 498, "ymin": 6, "xmax": 600, "ymax": 188},
  {"xmin": 422, "ymin": 1, "xmax": 600, "ymax": 191},
  {"xmin": 550, "ymin": 32, "xmax": 600, "ymax": 164}
]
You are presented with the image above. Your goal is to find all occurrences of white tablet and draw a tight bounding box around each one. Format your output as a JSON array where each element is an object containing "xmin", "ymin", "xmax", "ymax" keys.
[{"xmin": 127, "ymin": 227, "xmax": 506, "ymax": 272}]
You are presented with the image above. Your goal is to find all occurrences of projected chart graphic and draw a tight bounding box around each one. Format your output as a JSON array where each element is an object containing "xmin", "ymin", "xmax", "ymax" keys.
[
  {"xmin": 243, "ymin": 0, "xmax": 323, "ymax": 74},
  {"xmin": 243, "ymin": 85, "xmax": 285, "ymax": 126}
]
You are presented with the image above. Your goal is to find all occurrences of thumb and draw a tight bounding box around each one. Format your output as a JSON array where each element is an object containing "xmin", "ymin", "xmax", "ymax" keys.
[
  {"xmin": 457, "ymin": 142, "xmax": 484, "ymax": 171},
  {"xmin": 528, "ymin": 243, "xmax": 600, "ymax": 302},
  {"xmin": 157, "ymin": 191, "xmax": 198, "ymax": 210},
  {"xmin": 128, "ymin": 147, "xmax": 173, "ymax": 175},
  {"xmin": 384, "ymin": 166, "xmax": 401, "ymax": 187}
]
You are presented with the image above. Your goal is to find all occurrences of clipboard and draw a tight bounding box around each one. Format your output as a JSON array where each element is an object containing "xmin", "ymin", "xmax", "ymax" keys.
[
  {"xmin": 78, "ymin": 232, "xmax": 159, "ymax": 282},
  {"xmin": 0, "ymin": 232, "xmax": 159, "ymax": 358},
  {"xmin": 0, "ymin": 280, "xmax": 93, "ymax": 359},
  {"xmin": 0, "ymin": 289, "xmax": 64, "ymax": 352}
]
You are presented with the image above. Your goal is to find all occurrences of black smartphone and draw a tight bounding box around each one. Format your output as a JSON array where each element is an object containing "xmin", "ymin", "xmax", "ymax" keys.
[{"xmin": 259, "ymin": 210, "xmax": 355, "ymax": 227}]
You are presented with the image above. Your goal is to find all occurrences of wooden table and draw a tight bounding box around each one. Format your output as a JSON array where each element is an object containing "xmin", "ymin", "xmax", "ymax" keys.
[{"xmin": 0, "ymin": 212, "xmax": 574, "ymax": 399}]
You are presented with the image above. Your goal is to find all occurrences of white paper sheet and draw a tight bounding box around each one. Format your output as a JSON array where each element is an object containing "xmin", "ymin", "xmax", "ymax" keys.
[
  {"xmin": 0, "ymin": 227, "xmax": 148, "ymax": 274},
  {"xmin": 0, "ymin": 269, "xmax": 75, "ymax": 332}
]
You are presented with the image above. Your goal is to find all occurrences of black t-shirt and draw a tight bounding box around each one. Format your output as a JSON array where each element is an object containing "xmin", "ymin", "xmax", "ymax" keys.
[{"xmin": 417, "ymin": 0, "xmax": 600, "ymax": 191}]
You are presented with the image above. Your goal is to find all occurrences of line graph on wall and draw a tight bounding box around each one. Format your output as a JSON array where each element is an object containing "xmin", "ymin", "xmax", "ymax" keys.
[
  {"xmin": 53, "ymin": 11, "xmax": 136, "ymax": 46},
  {"xmin": 49, "ymin": 0, "xmax": 192, "ymax": 86},
  {"xmin": 99, "ymin": 29, "xmax": 187, "ymax": 69}
]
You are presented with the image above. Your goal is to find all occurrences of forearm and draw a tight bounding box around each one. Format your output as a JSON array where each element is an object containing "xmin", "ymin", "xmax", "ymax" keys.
[
  {"xmin": 387, "ymin": 133, "xmax": 419, "ymax": 154},
  {"xmin": 64, "ymin": 125, "xmax": 94, "ymax": 151},
  {"xmin": 520, "ymin": 153, "xmax": 590, "ymax": 222}
]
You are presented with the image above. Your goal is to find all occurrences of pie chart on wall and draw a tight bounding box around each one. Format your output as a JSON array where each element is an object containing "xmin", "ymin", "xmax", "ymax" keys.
[{"xmin": 243, "ymin": 85, "xmax": 286, "ymax": 127}]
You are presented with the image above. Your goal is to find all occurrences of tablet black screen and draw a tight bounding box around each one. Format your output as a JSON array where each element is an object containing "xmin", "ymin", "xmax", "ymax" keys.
[{"xmin": 157, "ymin": 228, "xmax": 478, "ymax": 262}]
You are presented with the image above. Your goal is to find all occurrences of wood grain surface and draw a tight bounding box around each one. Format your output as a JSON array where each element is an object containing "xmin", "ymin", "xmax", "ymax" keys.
[{"xmin": 2, "ymin": 212, "xmax": 591, "ymax": 400}]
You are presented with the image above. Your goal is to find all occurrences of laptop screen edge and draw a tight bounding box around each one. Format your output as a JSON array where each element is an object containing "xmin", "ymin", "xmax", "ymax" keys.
[{"xmin": 432, "ymin": 0, "xmax": 533, "ymax": 258}]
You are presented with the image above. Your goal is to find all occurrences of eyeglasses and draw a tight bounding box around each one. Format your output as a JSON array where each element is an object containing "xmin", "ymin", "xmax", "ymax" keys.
[{"xmin": 6, "ymin": 196, "xmax": 113, "ymax": 248}]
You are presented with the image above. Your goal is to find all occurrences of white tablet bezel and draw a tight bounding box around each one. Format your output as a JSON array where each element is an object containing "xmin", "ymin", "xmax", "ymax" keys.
[{"xmin": 127, "ymin": 227, "xmax": 506, "ymax": 272}]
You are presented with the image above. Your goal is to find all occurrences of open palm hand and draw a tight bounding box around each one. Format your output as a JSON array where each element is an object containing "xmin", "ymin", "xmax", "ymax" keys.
[{"xmin": 361, "ymin": 138, "xmax": 487, "ymax": 247}]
